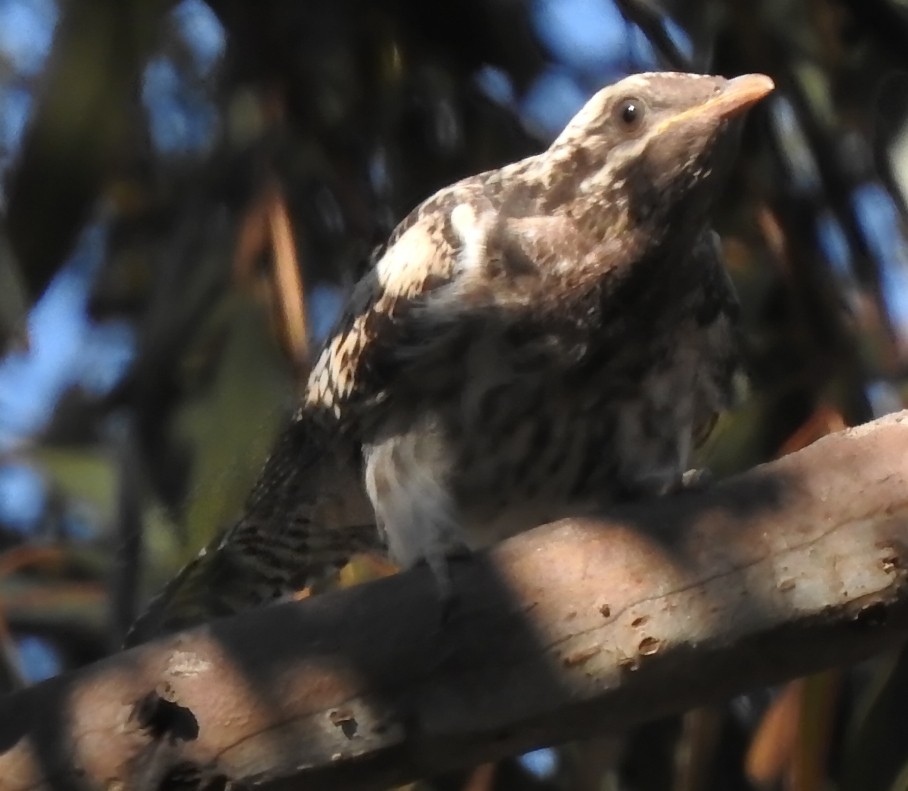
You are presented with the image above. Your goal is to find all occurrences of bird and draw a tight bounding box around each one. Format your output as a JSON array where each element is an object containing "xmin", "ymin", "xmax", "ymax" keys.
[{"xmin": 126, "ymin": 71, "xmax": 774, "ymax": 645}]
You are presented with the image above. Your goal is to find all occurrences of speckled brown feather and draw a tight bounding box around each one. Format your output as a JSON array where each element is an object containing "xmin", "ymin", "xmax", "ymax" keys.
[{"xmin": 128, "ymin": 71, "xmax": 772, "ymax": 643}]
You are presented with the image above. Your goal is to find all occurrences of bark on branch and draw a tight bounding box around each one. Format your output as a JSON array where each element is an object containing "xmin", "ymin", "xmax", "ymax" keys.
[{"xmin": 4, "ymin": 412, "xmax": 908, "ymax": 791}]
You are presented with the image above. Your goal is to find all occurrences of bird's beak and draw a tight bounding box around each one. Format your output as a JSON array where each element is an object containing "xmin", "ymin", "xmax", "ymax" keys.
[
  {"xmin": 705, "ymin": 73, "xmax": 775, "ymax": 118},
  {"xmin": 655, "ymin": 73, "xmax": 775, "ymax": 135}
]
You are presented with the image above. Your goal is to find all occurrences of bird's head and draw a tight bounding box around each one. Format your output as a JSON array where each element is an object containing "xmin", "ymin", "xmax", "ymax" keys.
[{"xmin": 547, "ymin": 71, "xmax": 773, "ymax": 244}]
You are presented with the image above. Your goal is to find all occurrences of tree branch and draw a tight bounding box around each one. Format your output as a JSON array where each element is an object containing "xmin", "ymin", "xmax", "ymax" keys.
[{"xmin": 4, "ymin": 413, "xmax": 908, "ymax": 790}]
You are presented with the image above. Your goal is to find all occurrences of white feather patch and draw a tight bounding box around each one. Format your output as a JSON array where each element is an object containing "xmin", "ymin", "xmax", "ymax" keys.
[
  {"xmin": 451, "ymin": 202, "xmax": 498, "ymax": 276},
  {"xmin": 363, "ymin": 419, "xmax": 466, "ymax": 582}
]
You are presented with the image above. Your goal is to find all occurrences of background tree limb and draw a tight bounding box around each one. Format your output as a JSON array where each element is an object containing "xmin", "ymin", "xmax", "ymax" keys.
[{"xmin": 3, "ymin": 411, "xmax": 908, "ymax": 791}]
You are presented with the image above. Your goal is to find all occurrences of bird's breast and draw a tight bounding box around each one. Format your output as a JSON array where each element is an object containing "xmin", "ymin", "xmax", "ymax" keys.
[{"xmin": 437, "ymin": 314, "xmax": 735, "ymax": 547}]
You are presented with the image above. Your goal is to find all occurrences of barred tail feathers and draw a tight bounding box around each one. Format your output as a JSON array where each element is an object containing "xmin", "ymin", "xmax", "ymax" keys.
[{"xmin": 126, "ymin": 414, "xmax": 380, "ymax": 646}]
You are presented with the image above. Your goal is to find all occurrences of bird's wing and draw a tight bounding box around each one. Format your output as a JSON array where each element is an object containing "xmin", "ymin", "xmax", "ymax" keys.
[
  {"xmin": 304, "ymin": 177, "xmax": 509, "ymax": 419},
  {"xmin": 306, "ymin": 188, "xmax": 604, "ymax": 423}
]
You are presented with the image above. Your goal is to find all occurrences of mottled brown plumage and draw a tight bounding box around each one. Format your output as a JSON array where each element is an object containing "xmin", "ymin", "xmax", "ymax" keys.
[{"xmin": 127, "ymin": 71, "xmax": 773, "ymax": 644}]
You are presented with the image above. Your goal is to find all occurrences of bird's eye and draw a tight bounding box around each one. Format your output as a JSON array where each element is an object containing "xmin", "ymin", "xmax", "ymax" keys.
[{"xmin": 615, "ymin": 97, "xmax": 645, "ymax": 132}]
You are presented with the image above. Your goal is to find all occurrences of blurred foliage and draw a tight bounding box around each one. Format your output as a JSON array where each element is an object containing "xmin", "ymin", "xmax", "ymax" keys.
[{"xmin": 2, "ymin": 0, "xmax": 908, "ymax": 788}]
